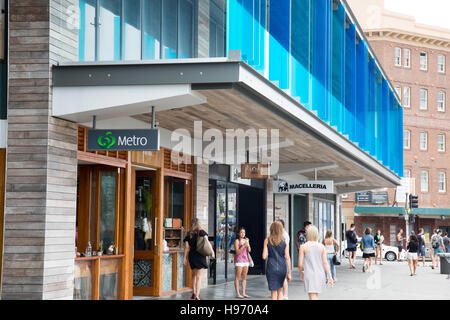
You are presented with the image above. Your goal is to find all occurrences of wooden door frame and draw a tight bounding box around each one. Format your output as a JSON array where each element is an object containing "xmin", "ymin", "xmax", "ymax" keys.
[{"xmin": 132, "ymin": 169, "xmax": 159, "ymax": 297}]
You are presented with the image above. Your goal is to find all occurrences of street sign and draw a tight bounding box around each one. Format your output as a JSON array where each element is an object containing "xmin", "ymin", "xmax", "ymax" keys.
[
  {"xmin": 87, "ymin": 129, "xmax": 160, "ymax": 151},
  {"xmin": 356, "ymin": 192, "xmax": 371, "ymax": 202},
  {"xmin": 273, "ymin": 180, "xmax": 334, "ymax": 194},
  {"xmin": 372, "ymin": 192, "xmax": 388, "ymax": 204}
]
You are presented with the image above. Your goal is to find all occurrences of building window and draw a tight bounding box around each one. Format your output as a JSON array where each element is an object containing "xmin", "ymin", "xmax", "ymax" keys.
[
  {"xmin": 420, "ymin": 89, "xmax": 428, "ymax": 110},
  {"xmin": 403, "ymin": 87, "xmax": 411, "ymax": 108},
  {"xmin": 404, "ymin": 169, "xmax": 411, "ymax": 178},
  {"xmin": 438, "ymin": 172, "xmax": 446, "ymax": 193},
  {"xmin": 404, "ymin": 129, "xmax": 410, "ymax": 149},
  {"xmin": 420, "ymin": 132, "xmax": 427, "ymax": 150},
  {"xmin": 420, "ymin": 171, "xmax": 429, "ymax": 192},
  {"xmin": 438, "ymin": 54, "xmax": 446, "ymax": 73},
  {"xmin": 395, "ymin": 86, "xmax": 402, "ymax": 99},
  {"xmin": 403, "ymin": 48, "xmax": 410, "ymax": 68},
  {"xmin": 437, "ymin": 91, "xmax": 446, "ymax": 112},
  {"xmin": 438, "ymin": 134, "xmax": 446, "ymax": 152},
  {"xmin": 209, "ymin": 0, "xmax": 226, "ymax": 58},
  {"xmin": 420, "ymin": 52, "xmax": 428, "ymax": 70},
  {"xmin": 394, "ymin": 47, "xmax": 402, "ymax": 66}
]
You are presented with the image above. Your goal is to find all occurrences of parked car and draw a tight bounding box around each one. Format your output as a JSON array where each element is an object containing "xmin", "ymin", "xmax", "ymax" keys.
[{"xmin": 341, "ymin": 238, "xmax": 405, "ymax": 261}]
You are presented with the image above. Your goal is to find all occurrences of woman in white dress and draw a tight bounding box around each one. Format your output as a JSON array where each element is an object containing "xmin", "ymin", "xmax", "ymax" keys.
[{"xmin": 298, "ymin": 225, "xmax": 333, "ymax": 300}]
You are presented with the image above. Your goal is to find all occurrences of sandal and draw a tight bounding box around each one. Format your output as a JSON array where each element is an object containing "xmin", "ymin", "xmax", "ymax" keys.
[
  {"xmin": 236, "ymin": 295, "xmax": 244, "ymax": 299},
  {"xmin": 243, "ymin": 294, "xmax": 250, "ymax": 298}
]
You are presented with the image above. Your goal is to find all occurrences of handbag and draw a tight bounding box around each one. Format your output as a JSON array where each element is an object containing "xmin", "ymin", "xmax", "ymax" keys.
[
  {"xmin": 247, "ymin": 252, "xmax": 254, "ymax": 268},
  {"xmin": 332, "ymin": 254, "xmax": 341, "ymax": 265},
  {"xmin": 196, "ymin": 232, "xmax": 214, "ymax": 257}
]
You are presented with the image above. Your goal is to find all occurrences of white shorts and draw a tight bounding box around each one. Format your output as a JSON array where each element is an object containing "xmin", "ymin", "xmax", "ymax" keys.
[
  {"xmin": 235, "ymin": 262, "xmax": 249, "ymax": 267},
  {"xmin": 407, "ymin": 252, "xmax": 418, "ymax": 260}
]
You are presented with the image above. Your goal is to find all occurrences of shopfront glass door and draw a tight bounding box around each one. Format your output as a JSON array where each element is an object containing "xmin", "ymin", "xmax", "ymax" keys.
[
  {"xmin": 214, "ymin": 181, "xmax": 237, "ymax": 283},
  {"xmin": 133, "ymin": 171, "xmax": 156, "ymax": 296}
]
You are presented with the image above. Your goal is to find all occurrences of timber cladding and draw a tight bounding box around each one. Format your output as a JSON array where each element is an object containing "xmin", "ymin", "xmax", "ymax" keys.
[
  {"xmin": 0, "ymin": 149, "xmax": 5, "ymax": 292},
  {"xmin": 2, "ymin": 0, "xmax": 78, "ymax": 300}
]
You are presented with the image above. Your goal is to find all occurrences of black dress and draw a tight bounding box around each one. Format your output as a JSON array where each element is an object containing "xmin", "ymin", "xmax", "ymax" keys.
[
  {"xmin": 266, "ymin": 240, "xmax": 287, "ymax": 291},
  {"xmin": 184, "ymin": 230, "xmax": 209, "ymax": 270}
]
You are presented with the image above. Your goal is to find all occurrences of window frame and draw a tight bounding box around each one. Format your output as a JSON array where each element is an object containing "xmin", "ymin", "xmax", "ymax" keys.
[
  {"xmin": 420, "ymin": 52, "xmax": 428, "ymax": 71},
  {"xmin": 437, "ymin": 91, "xmax": 446, "ymax": 112},
  {"xmin": 438, "ymin": 134, "xmax": 446, "ymax": 152},
  {"xmin": 403, "ymin": 129, "xmax": 410, "ymax": 150},
  {"xmin": 437, "ymin": 54, "xmax": 446, "ymax": 73},
  {"xmin": 419, "ymin": 131, "xmax": 428, "ymax": 151},
  {"xmin": 420, "ymin": 170, "xmax": 429, "ymax": 193},
  {"xmin": 403, "ymin": 48, "xmax": 411, "ymax": 68},
  {"xmin": 394, "ymin": 47, "xmax": 402, "ymax": 67},
  {"xmin": 438, "ymin": 172, "xmax": 447, "ymax": 193},
  {"xmin": 419, "ymin": 88, "xmax": 428, "ymax": 110},
  {"xmin": 403, "ymin": 86, "xmax": 411, "ymax": 108}
]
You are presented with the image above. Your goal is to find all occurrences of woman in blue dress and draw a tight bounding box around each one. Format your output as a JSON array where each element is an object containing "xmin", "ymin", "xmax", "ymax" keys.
[{"xmin": 262, "ymin": 221, "xmax": 292, "ymax": 300}]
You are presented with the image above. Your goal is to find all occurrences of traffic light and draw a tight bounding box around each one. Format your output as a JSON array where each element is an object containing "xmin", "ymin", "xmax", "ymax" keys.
[{"xmin": 409, "ymin": 194, "xmax": 419, "ymax": 208}]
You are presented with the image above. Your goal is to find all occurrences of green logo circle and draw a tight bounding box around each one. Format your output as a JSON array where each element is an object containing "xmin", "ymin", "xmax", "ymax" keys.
[{"xmin": 98, "ymin": 131, "xmax": 116, "ymax": 149}]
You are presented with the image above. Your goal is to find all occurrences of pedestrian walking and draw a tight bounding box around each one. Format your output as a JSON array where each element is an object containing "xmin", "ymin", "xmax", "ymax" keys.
[
  {"xmin": 322, "ymin": 230, "xmax": 340, "ymax": 284},
  {"xmin": 262, "ymin": 221, "xmax": 292, "ymax": 300},
  {"xmin": 277, "ymin": 219, "xmax": 290, "ymax": 300},
  {"xmin": 417, "ymin": 228, "xmax": 426, "ymax": 267},
  {"xmin": 397, "ymin": 229, "xmax": 404, "ymax": 262},
  {"xmin": 361, "ymin": 228, "xmax": 376, "ymax": 273},
  {"xmin": 183, "ymin": 218, "xmax": 214, "ymax": 300},
  {"xmin": 431, "ymin": 229, "xmax": 445, "ymax": 269},
  {"xmin": 234, "ymin": 227, "xmax": 251, "ymax": 299},
  {"xmin": 296, "ymin": 221, "xmax": 312, "ymax": 251},
  {"xmin": 298, "ymin": 225, "xmax": 333, "ymax": 300},
  {"xmin": 345, "ymin": 224, "xmax": 358, "ymax": 269},
  {"xmin": 443, "ymin": 232, "xmax": 450, "ymax": 253},
  {"xmin": 374, "ymin": 230, "xmax": 384, "ymax": 265},
  {"xmin": 407, "ymin": 234, "xmax": 419, "ymax": 276}
]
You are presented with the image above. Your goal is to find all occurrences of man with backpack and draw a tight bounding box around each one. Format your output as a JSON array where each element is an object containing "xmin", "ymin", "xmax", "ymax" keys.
[
  {"xmin": 431, "ymin": 229, "xmax": 444, "ymax": 270},
  {"xmin": 345, "ymin": 224, "xmax": 358, "ymax": 269}
]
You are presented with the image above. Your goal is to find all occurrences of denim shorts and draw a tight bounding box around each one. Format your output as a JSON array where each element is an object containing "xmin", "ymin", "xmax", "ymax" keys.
[{"xmin": 418, "ymin": 246, "xmax": 426, "ymax": 257}]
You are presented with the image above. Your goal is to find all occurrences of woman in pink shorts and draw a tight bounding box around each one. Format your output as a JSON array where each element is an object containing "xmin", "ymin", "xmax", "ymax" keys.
[{"xmin": 234, "ymin": 227, "xmax": 251, "ymax": 298}]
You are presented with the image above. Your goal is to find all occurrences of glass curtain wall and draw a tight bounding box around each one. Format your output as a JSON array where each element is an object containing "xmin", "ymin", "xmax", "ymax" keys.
[
  {"xmin": 226, "ymin": 0, "xmax": 404, "ymax": 177},
  {"xmin": 79, "ymin": 0, "xmax": 196, "ymax": 61}
]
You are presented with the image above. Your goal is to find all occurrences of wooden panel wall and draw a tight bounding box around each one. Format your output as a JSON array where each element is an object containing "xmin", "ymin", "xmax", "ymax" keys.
[
  {"xmin": 0, "ymin": 149, "xmax": 5, "ymax": 293},
  {"xmin": 2, "ymin": 0, "xmax": 78, "ymax": 300}
]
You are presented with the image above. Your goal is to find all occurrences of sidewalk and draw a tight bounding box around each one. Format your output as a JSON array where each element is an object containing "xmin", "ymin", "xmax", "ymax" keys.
[{"xmin": 145, "ymin": 258, "xmax": 450, "ymax": 300}]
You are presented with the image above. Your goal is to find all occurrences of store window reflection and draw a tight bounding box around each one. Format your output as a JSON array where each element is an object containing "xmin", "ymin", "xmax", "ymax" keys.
[
  {"xmin": 99, "ymin": 171, "xmax": 117, "ymax": 250},
  {"xmin": 135, "ymin": 176, "xmax": 153, "ymax": 251},
  {"xmin": 98, "ymin": 0, "xmax": 121, "ymax": 61},
  {"xmin": 123, "ymin": 0, "xmax": 142, "ymax": 60}
]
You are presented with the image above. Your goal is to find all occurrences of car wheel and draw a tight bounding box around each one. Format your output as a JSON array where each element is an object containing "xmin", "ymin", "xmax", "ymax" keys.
[{"xmin": 385, "ymin": 251, "xmax": 396, "ymax": 261}]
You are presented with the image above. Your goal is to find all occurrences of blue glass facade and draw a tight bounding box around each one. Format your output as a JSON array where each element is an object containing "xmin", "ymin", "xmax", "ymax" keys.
[{"xmin": 78, "ymin": 0, "xmax": 403, "ymax": 177}]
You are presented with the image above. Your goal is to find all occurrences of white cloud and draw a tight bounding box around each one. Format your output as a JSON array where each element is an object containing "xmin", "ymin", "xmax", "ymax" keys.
[{"xmin": 385, "ymin": 0, "xmax": 450, "ymax": 30}]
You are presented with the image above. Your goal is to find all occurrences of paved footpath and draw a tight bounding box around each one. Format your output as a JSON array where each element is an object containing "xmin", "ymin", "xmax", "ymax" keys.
[{"xmin": 146, "ymin": 258, "xmax": 450, "ymax": 300}]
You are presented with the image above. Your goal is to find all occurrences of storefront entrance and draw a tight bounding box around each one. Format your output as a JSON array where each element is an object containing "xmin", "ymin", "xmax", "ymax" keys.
[
  {"xmin": 208, "ymin": 177, "xmax": 265, "ymax": 285},
  {"xmin": 132, "ymin": 170, "xmax": 157, "ymax": 296}
]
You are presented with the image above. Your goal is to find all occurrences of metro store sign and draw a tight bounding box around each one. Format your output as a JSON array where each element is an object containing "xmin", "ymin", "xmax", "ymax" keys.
[{"xmin": 87, "ymin": 129, "xmax": 160, "ymax": 151}]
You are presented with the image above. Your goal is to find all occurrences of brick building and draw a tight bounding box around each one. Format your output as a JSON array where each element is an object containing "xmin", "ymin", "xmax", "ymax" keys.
[{"xmin": 344, "ymin": 0, "xmax": 450, "ymax": 245}]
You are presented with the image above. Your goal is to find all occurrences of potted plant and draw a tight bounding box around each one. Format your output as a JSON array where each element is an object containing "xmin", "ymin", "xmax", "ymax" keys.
[{"xmin": 98, "ymin": 241, "xmax": 103, "ymax": 256}]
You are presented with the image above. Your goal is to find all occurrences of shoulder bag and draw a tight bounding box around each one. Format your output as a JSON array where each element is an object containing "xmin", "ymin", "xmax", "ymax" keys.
[{"xmin": 196, "ymin": 231, "xmax": 214, "ymax": 257}]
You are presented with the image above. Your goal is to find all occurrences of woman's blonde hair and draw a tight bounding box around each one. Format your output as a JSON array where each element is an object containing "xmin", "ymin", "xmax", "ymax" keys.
[
  {"xmin": 188, "ymin": 218, "xmax": 203, "ymax": 237},
  {"xmin": 306, "ymin": 225, "xmax": 319, "ymax": 242},
  {"xmin": 325, "ymin": 229, "xmax": 333, "ymax": 239},
  {"xmin": 268, "ymin": 221, "xmax": 284, "ymax": 246}
]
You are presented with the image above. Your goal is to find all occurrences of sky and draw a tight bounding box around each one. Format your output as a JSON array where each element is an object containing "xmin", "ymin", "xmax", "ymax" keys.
[{"xmin": 385, "ymin": 0, "xmax": 450, "ymax": 30}]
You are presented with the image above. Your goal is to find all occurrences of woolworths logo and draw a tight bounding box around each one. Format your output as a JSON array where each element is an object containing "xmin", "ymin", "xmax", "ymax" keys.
[{"xmin": 97, "ymin": 131, "xmax": 116, "ymax": 149}]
